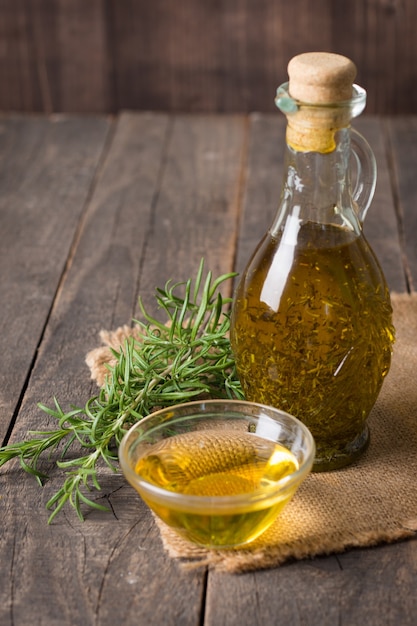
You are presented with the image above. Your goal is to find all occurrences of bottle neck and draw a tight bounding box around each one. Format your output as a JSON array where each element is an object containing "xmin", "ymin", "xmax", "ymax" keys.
[{"xmin": 270, "ymin": 128, "xmax": 361, "ymax": 237}]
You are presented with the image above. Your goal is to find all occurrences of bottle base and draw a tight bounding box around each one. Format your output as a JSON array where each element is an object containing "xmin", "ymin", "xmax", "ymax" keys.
[{"xmin": 312, "ymin": 425, "xmax": 370, "ymax": 472}]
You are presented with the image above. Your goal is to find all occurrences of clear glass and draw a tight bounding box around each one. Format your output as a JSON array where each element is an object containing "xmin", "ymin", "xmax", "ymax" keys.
[
  {"xmin": 230, "ymin": 85, "xmax": 395, "ymax": 471},
  {"xmin": 119, "ymin": 400, "xmax": 315, "ymax": 549}
]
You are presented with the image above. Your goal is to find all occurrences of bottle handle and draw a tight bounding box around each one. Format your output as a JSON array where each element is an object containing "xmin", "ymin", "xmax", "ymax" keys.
[{"xmin": 350, "ymin": 127, "xmax": 377, "ymax": 223}]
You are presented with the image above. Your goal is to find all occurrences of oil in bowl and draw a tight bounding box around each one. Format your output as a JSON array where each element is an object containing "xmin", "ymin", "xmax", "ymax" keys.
[{"xmin": 118, "ymin": 400, "xmax": 315, "ymax": 549}]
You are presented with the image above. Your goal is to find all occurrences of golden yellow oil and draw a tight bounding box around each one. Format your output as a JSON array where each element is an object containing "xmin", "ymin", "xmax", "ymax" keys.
[
  {"xmin": 230, "ymin": 223, "xmax": 395, "ymax": 470},
  {"xmin": 135, "ymin": 429, "xmax": 299, "ymax": 548}
]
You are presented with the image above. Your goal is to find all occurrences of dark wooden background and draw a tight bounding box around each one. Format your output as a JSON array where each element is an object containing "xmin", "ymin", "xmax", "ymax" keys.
[{"xmin": 1, "ymin": 0, "xmax": 416, "ymax": 115}]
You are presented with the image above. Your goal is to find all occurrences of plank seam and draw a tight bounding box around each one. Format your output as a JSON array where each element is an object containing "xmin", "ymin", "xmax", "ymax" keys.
[{"xmin": 1, "ymin": 117, "xmax": 116, "ymax": 447}]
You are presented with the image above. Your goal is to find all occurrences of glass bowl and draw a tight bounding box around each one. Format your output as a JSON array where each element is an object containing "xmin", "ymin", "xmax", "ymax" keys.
[{"xmin": 118, "ymin": 399, "xmax": 315, "ymax": 549}]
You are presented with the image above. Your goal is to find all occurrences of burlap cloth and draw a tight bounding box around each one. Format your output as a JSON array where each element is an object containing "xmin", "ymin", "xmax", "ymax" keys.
[{"xmin": 87, "ymin": 292, "xmax": 417, "ymax": 573}]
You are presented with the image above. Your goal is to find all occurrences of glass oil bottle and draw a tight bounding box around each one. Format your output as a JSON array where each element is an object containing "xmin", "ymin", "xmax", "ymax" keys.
[{"xmin": 230, "ymin": 53, "xmax": 395, "ymax": 471}]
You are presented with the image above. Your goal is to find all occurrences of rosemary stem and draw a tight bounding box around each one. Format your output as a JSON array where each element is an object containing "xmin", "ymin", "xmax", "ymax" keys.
[{"xmin": 0, "ymin": 259, "xmax": 243, "ymax": 522}]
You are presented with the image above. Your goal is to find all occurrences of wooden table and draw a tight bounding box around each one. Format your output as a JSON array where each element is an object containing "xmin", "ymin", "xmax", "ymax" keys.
[{"xmin": 1, "ymin": 112, "xmax": 416, "ymax": 625}]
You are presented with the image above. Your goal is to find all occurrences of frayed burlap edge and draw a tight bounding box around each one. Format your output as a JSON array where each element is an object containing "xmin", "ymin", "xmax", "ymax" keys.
[{"xmin": 86, "ymin": 292, "xmax": 417, "ymax": 574}]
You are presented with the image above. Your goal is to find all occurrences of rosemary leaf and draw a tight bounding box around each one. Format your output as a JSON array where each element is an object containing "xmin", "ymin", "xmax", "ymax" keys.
[{"xmin": 0, "ymin": 259, "xmax": 244, "ymax": 522}]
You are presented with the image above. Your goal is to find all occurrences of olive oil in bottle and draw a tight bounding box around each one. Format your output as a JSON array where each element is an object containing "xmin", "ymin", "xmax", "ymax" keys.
[{"xmin": 230, "ymin": 223, "xmax": 394, "ymax": 469}]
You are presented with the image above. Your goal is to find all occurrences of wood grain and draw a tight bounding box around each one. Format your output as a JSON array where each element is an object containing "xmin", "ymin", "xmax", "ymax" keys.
[
  {"xmin": 354, "ymin": 116, "xmax": 407, "ymax": 292},
  {"xmin": 1, "ymin": 1, "xmax": 416, "ymax": 114},
  {"xmin": 0, "ymin": 114, "xmax": 110, "ymax": 440},
  {"xmin": 234, "ymin": 113, "xmax": 286, "ymax": 276},
  {"xmin": 0, "ymin": 112, "xmax": 415, "ymax": 625},
  {"xmin": 134, "ymin": 113, "xmax": 246, "ymax": 315},
  {"xmin": 206, "ymin": 540, "xmax": 417, "ymax": 625},
  {"xmin": 385, "ymin": 117, "xmax": 417, "ymax": 291}
]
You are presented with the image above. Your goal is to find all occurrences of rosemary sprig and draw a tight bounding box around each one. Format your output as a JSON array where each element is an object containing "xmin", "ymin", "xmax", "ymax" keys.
[{"xmin": 0, "ymin": 260, "xmax": 243, "ymax": 522}]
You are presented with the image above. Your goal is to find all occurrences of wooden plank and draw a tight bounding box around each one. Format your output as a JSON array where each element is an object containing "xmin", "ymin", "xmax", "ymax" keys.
[
  {"xmin": 354, "ymin": 116, "xmax": 407, "ymax": 292},
  {"xmin": 0, "ymin": 470, "xmax": 206, "ymax": 626},
  {"xmin": 234, "ymin": 113, "xmax": 286, "ymax": 276},
  {"xmin": 206, "ymin": 540, "xmax": 417, "ymax": 625},
  {"xmin": 0, "ymin": 112, "xmax": 247, "ymax": 625},
  {"xmin": 0, "ymin": 114, "xmax": 110, "ymax": 440},
  {"xmin": 30, "ymin": 111, "xmax": 173, "ymax": 383},
  {"xmin": 385, "ymin": 116, "xmax": 417, "ymax": 292},
  {"xmin": 134, "ymin": 113, "xmax": 246, "ymax": 315}
]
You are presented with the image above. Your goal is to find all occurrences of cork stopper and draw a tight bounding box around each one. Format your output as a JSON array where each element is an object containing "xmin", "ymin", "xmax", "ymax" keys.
[
  {"xmin": 284, "ymin": 52, "xmax": 358, "ymax": 153},
  {"xmin": 288, "ymin": 52, "xmax": 356, "ymax": 104}
]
